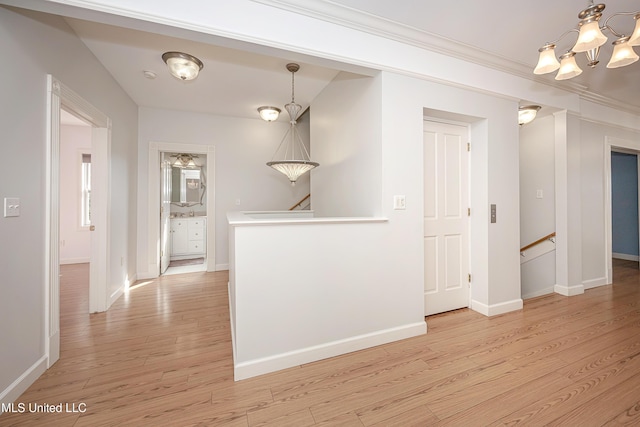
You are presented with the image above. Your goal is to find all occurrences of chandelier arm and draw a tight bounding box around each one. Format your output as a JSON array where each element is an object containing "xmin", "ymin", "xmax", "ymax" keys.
[
  {"xmin": 293, "ymin": 126, "xmax": 312, "ymax": 161},
  {"xmin": 603, "ymin": 12, "xmax": 640, "ymax": 38},
  {"xmin": 545, "ymin": 28, "xmax": 579, "ymax": 47},
  {"xmin": 270, "ymin": 126, "xmax": 293, "ymax": 161}
]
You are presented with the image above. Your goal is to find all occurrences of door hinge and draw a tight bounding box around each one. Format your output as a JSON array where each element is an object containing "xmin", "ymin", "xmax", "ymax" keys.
[
  {"xmin": 468, "ymin": 273, "xmax": 471, "ymax": 283},
  {"xmin": 161, "ymin": 250, "xmax": 163, "ymax": 257},
  {"xmin": 468, "ymin": 207, "xmax": 471, "ymax": 216},
  {"xmin": 467, "ymin": 142, "xmax": 471, "ymax": 152}
]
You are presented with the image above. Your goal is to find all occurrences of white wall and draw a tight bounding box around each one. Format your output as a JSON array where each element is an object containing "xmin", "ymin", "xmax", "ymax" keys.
[
  {"xmin": 311, "ymin": 72, "xmax": 382, "ymax": 217},
  {"xmin": 137, "ymin": 107, "xmax": 310, "ymax": 273},
  {"xmin": 0, "ymin": 6, "xmax": 137, "ymax": 403},
  {"xmin": 60, "ymin": 125, "xmax": 92, "ymax": 264}
]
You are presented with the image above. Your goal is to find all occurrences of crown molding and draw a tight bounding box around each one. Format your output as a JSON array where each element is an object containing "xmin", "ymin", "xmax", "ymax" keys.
[{"xmin": 252, "ymin": 0, "xmax": 640, "ymax": 116}]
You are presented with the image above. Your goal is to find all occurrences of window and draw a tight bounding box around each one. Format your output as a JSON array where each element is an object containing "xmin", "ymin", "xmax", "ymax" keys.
[{"xmin": 81, "ymin": 153, "xmax": 91, "ymax": 227}]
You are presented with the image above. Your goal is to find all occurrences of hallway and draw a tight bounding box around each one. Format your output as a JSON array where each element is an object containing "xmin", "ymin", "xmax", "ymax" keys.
[{"xmin": 2, "ymin": 261, "xmax": 640, "ymax": 425}]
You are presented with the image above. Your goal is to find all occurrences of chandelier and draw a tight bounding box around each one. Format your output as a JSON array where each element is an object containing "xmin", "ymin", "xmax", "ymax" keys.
[
  {"xmin": 534, "ymin": 2, "xmax": 640, "ymax": 80},
  {"xmin": 266, "ymin": 63, "xmax": 319, "ymax": 186},
  {"xmin": 171, "ymin": 153, "xmax": 199, "ymax": 169}
]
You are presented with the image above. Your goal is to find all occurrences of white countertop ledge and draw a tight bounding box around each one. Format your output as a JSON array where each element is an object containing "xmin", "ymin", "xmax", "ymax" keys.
[{"xmin": 227, "ymin": 211, "xmax": 388, "ymax": 226}]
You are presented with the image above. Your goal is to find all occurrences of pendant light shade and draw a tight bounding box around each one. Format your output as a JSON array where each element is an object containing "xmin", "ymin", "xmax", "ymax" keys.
[
  {"xmin": 555, "ymin": 52, "xmax": 583, "ymax": 80},
  {"xmin": 534, "ymin": 44, "xmax": 561, "ymax": 74},
  {"xmin": 266, "ymin": 63, "xmax": 319, "ymax": 186},
  {"xmin": 573, "ymin": 19, "xmax": 608, "ymax": 52},
  {"xmin": 162, "ymin": 52, "xmax": 203, "ymax": 81},
  {"xmin": 607, "ymin": 36, "xmax": 639, "ymax": 68}
]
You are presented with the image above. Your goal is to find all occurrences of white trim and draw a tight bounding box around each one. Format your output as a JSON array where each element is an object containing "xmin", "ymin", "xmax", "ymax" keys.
[
  {"xmin": 583, "ymin": 277, "xmax": 609, "ymax": 290},
  {"xmin": 253, "ymin": 0, "xmax": 639, "ymax": 115},
  {"xmin": 554, "ymin": 284, "xmax": 585, "ymax": 296},
  {"xmin": 612, "ymin": 253, "xmax": 640, "ymax": 262},
  {"xmin": 146, "ymin": 142, "xmax": 216, "ymax": 278},
  {"xmin": 60, "ymin": 257, "xmax": 91, "ymax": 265},
  {"xmin": 234, "ymin": 322, "xmax": 426, "ymax": 380},
  {"xmin": 216, "ymin": 263, "xmax": 229, "ymax": 271},
  {"xmin": 521, "ymin": 287, "xmax": 555, "ymax": 300},
  {"xmin": 0, "ymin": 356, "xmax": 47, "ymax": 408},
  {"xmin": 470, "ymin": 299, "xmax": 523, "ymax": 317},
  {"xmin": 46, "ymin": 75, "xmax": 112, "ymax": 373}
]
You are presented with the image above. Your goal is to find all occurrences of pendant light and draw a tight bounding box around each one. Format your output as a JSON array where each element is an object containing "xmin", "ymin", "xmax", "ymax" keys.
[{"xmin": 266, "ymin": 63, "xmax": 319, "ymax": 186}]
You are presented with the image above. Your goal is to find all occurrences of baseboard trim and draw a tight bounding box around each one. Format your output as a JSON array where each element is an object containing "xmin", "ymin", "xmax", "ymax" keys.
[
  {"xmin": 60, "ymin": 257, "xmax": 90, "ymax": 265},
  {"xmin": 216, "ymin": 263, "xmax": 229, "ymax": 271},
  {"xmin": 108, "ymin": 285, "xmax": 124, "ymax": 309},
  {"xmin": 522, "ymin": 287, "xmax": 555, "ymax": 300},
  {"xmin": 0, "ymin": 356, "xmax": 47, "ymax": 409},
  {"xmin": 471, "ymin": 298, "xmax": 523, "ymax": 316},
  {"xmin": 554, "ymin": 283, "xmax": 585, "ymax": 296},
  {"xmin": 582, "ymin": 277, "xmax": 608, "ymax": 290},
  {"xmin": 612, "ymin": 253, "xmax": 639, "ymax": 262},
  {"xmin": 234, "ymin": 321, "xmax": 427, "ymax": 381}
]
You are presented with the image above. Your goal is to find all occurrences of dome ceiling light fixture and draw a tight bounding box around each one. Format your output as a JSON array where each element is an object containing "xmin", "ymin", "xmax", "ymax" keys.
[
  {"xmin": 533, "ymin": 2, "xmax": 640, "ymax": 80},
  {"xmin": 266, "ymin": 63, "xmax": 319, "ymax": 186},
  {"xmin": 258, "ymin": 106, "xmax": 281, "ymax": 122},
  {"xmin": 518, "ymin": 105, "xmax": 541, "ymax": 126},
  {"xmin": 162, "ymin": 51, "xmax": 204, "ymax": 81}
]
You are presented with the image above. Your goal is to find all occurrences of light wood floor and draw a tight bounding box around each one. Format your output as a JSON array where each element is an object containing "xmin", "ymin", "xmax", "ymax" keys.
[{"xmin": 2, "ymin": 260, "xmax": 640, "ymax": 426}]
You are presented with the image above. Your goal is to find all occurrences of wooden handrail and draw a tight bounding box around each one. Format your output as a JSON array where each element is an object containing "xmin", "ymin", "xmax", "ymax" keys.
[
  {"xmin": 289, "ymin": 194, "xmax": 310, "ymax": 211},
  {"xmin": 520, "ymin": 232, "xmax": 556, "ymax": 252}
]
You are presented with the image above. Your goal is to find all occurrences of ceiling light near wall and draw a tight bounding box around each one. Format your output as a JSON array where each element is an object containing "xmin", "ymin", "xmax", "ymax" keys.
[
  {"xmin": 162, "ymin": 52, "xmax": 203, "ymax": 81},
  {"xmin": 518, "ymin": 105, "xmax": 541, "ymax": 125},
  {"xmin": 258, "ymin": 106, "xmax": 281, "ymax": 122},
  {"xmin": 533, "ymin": 3, "xmax": 640, "ymax": 80},
  {"xmin": 266, "ymin": 63, "xmax": 319, "ymax": 186}
]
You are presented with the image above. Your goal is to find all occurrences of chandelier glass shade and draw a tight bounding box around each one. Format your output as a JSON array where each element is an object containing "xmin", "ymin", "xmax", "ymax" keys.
[
  {"xmin": 162, "ymin": 52, "xmax": 203, "ymax": 81},
  {"xmin": 534, "ymin": 3, "xmax": 640, "ymax": 80},
  {"xmin": 266, "ymin": 63, "xmax": 319, "ymax": 186}
]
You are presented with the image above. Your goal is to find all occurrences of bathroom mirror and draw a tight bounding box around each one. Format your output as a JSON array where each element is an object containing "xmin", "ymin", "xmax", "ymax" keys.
[{"xmin": 171, "ymin": 166, "xmax": 205, "ymax": 206}]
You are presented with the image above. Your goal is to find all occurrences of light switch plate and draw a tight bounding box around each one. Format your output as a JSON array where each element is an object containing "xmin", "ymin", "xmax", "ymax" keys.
[
  {"xmin": 4, "ymin": 198, "xmax": 20, "ymax": 217},
  {"xmin": 393, "ymin": 195, "xmax": 406, "ymax": 210}
]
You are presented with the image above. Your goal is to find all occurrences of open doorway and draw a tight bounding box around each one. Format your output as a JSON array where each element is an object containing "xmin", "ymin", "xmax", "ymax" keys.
[
  {"xmin": 161, "ymin": 151, "xmax": 209, "ymax": 276},
  {"xmin": 147, "ymin": 142, "xmax": 215, "ymax": 278},
  {"xmin": 46, "ymin": 75, "xmax": 111, "ymax": 367},
  {"xmin": 605, "ymin": 137, "xmax": 640, "ymax": 284}
]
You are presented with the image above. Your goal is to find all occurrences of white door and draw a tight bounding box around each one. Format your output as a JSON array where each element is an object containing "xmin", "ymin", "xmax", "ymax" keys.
[
  {"xmin": 160, "ymin": 155, "xmax": 171, "ymax": 274},
  {"xmin": 423, "ymin": 120, "xmax": 470, "ymax": 316}
]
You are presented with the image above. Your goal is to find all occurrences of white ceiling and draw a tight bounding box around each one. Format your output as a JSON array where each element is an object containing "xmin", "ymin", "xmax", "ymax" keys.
[{"xmin": 62, "ymin": 0, "xmax": 640, "ymax": 117}]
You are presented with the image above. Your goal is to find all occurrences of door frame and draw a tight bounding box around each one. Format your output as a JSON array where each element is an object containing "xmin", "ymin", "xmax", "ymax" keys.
[
  {"xmin": 46, "ymin": 75, "xmax": 111, "ymax": 366},
  {"xmin": 423, "ymin": 117, "xmax": 472, "ymax": 313},
  {"xmin": 147, "ymin": 142, "xmax": 216, "ymax": 277},
  {"xmin": 604, "ymin": 136, "xmax": 640, "ymax": 284}
]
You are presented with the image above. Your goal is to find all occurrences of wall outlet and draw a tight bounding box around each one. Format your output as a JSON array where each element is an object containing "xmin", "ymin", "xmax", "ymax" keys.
[
  {"xmin": 393, "ymin": 195, "xmax": 406, "ymax": 210},
  {"xmin": 536, "ymin": 189, "xmax": 543, "ymax": 199}
]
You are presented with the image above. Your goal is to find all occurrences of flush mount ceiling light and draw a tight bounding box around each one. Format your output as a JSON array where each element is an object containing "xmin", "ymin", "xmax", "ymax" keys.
[
  {"xmin": 171, "ymin": 153, "xmax": 199, "ymax": 169},
  {"xmin": 162, "ymin": 51, "xmax": 203, "ymax": 81},
  {"xmin": 518, "ymin": 105, "xmax": 541, "ymax": 126},
  {"xmin": 533, "ymin": 2, "xmax": 640, "ymax": 80},
  {"xmin": 258, "ymin": 106, "xmax": 281, "ymax": 122},
  {"xmin": 266, "ymin": 63, "xmax": 319, "ymax": 186}
]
